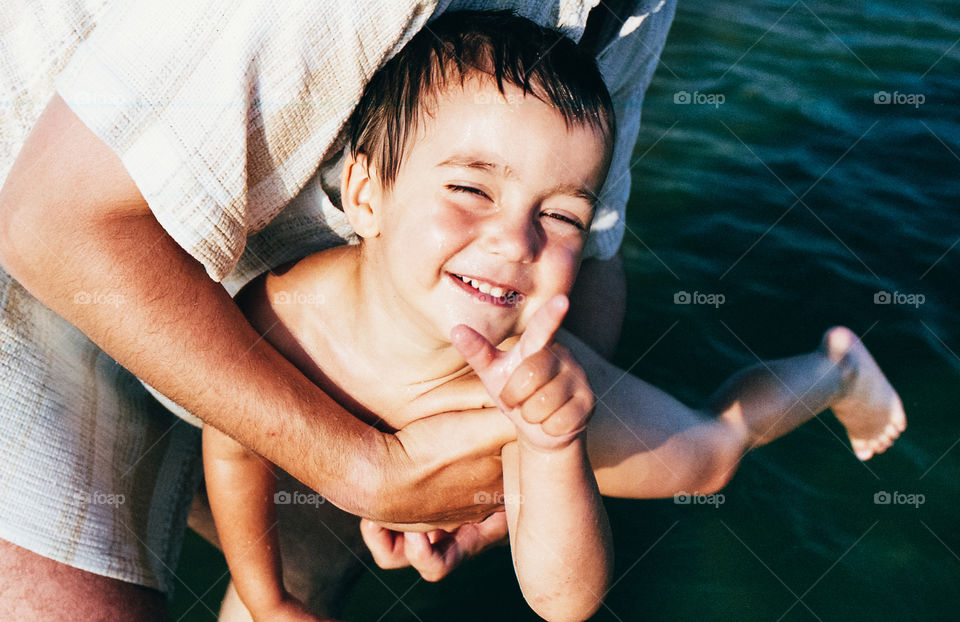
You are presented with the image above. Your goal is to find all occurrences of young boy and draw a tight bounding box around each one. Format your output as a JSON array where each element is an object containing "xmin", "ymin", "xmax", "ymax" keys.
[{"xmin": 201, "ymin": 11, "xmax": 906, "ymax": 622}]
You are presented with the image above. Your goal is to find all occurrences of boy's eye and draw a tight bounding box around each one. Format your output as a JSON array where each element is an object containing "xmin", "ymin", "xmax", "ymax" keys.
[
  {"xmin": 543, "ymin": 211, "xmax": 586, "ymax": 231},
  {"xmin": 446, "ymin": 184, "xmax": 490, "ymax": 200}
]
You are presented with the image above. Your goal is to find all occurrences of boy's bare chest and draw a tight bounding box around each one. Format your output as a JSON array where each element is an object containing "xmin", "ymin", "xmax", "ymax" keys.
[{"xmin": 289, "ymin": 324, "xmax": 495, "ymax": 431}]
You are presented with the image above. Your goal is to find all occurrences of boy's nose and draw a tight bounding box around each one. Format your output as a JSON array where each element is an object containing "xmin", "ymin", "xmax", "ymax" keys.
[{"xmin": 481, "ymin": 211, "xmax": 542, "ymax": 263}]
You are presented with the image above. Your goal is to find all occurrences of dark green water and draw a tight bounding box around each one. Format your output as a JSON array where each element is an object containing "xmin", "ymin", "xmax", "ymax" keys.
[{"xmin": 171, "ymin": 2, "xmax": 960, "ymax": 620}]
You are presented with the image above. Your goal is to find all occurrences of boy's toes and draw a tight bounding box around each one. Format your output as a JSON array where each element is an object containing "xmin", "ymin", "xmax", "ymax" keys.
[
  {"xmin": 823, "ymin": 326, "xmax": 856, "ymax": 360},
  {"xmin": 852, "ymin": 439, "xmax": 873, "ymax": 461},
  {"xmin": 884, "ymin": 423, "xmax": 901, "ymax": 440},
  {"xmin": 893, "ymin": 407, "xmax": 907, "ymax": 432}
]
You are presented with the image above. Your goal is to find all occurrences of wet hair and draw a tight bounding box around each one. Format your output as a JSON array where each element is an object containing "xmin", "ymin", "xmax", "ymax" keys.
[{"xmin": 346, "ymin": 10, "xmax": 616, "ymax": 189}]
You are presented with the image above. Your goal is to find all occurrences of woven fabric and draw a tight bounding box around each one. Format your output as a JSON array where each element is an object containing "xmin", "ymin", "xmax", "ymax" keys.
[{"xmin": 0, "ymin": 0, "xmax": 674, "ymax": 591}]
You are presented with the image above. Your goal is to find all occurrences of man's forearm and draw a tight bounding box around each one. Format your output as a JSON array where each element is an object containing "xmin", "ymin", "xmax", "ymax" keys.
[
  {"xmin": 0, "ymin": 96, "xmax": 503, "ymax": 523},
  {"xmin": 564, "ymin": 253, "xmax": 626, "ymax": 359},
  {"xmin": 1, "ymin": 202, "xmax": 385, "ymax": 515}
]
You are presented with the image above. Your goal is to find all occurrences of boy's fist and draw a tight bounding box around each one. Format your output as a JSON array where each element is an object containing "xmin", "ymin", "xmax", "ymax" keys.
[
  {"xmin": 500, "ymin": 341, "xmax": 594, "ymax": 449},
  {"xmin": 452, "ymin": 295, "xmax": 595, "ymax": 450}
]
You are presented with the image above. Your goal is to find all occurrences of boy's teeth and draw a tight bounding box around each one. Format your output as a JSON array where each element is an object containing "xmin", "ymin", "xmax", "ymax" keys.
[{"xmin": 457, "ymin": 274, "xmax": 516, "ymax": 298}]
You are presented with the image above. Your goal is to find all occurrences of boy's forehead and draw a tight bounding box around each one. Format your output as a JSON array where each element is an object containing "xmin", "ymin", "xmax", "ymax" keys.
[{"xmin": 408, "ymin": 77, "xmax": 609, "ymax": 193}]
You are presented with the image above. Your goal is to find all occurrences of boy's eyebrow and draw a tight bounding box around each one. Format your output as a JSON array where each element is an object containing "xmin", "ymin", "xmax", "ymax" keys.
[
  {"xmin": 436, "ymin": 155, "xmax": 597, "ymax": 205},
  {"xmin": 436, "ymin": 155, "xmax": 515, "ymax": 177}
]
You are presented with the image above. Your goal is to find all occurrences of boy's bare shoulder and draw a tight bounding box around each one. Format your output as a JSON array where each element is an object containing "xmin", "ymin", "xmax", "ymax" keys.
[{"xmin": 234, "ymin": 246, "xmax": 358, "ymax": 370}]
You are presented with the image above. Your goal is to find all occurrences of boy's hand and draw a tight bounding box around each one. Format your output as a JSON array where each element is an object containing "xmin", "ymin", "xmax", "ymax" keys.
[
  {"xmin": 452, "ymin": 295, "xmax": 595, "ymax": 451},
  {"xmin": 361, "ymin": 512, "xmax": 508, "ymax": 582}
]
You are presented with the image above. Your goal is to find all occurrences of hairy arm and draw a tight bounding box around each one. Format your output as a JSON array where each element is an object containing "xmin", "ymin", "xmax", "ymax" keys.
[{"xmin": 0, "ymin": 96, "xmax": 503, "ymax": 523}]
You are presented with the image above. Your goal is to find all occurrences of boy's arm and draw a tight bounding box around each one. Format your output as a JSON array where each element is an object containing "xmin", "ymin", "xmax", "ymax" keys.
[
  {"xmin": 203, "ymin": 426, "xmax": 292, "ymax": 619},
  {"xmin": 502, "ymin": 435, "xmax": 612, "ymax": 622},
  {"xmin": 455, "ymin": 297, "xmax": 612, "ymax": 621},
  {"xmin": 0, "ymin": 95, "xmax": 504, "ymax": 525}
]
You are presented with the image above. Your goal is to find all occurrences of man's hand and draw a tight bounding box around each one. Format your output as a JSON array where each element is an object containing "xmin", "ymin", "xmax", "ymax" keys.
[
  {"xmin": 361, "ymin": 512, "xmax": 509, "ymax": 582},
  {"xmin": 452, "ymin": 295, "xmax": 595, "ymax": 451}
]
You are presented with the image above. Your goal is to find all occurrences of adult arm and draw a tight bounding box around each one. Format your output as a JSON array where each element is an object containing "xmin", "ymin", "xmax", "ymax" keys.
[
  {"xmin": 0, "ymin": 95, "xmax": 506, "ymax": 523},
  {"xmin": 564, "ymin": 252, "xmax": 626, "ymax": 359}
]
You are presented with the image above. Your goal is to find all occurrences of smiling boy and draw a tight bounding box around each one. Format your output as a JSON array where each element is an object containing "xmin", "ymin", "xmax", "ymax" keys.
[{"xmin": 201, "ymin": 11, "xmax": 906, "ymax": 622}]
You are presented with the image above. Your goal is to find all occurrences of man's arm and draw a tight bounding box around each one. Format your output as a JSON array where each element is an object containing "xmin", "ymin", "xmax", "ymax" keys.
[
  {"xmin": 0, "ymin": 95, "xmax": 503, "ymax": 523},
  {"xmin": 564, "ymin": 252, "xmax": 626, "ymax": 360}
]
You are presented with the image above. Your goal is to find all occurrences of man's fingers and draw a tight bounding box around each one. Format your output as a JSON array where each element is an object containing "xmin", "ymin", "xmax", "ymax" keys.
[
  {"xmin": 451, "ymin": 324, "xmax": 500, "ymax": 373},
  {"xmin": 499, "ymin": 348, "xmax": 560, "ymax": 410},
  {"xmin": 516, "ymin": 294, "xmax": 568, "ymax": 358}
]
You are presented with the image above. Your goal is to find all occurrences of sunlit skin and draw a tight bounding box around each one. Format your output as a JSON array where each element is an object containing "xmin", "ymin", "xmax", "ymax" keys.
[
  {"xmin": 205, "ymin": 77, "xmax": 906, "ymax": 622},
  {"xmin": 208, "ymin": 78, "xmax": 614, "ymax": 622},
  {"xmin": 355, "ymin": 75, "xmax": 609, "ymax": 360}
]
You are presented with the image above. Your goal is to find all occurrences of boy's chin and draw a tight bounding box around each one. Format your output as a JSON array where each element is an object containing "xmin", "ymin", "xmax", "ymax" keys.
[{"xmin": 448, "ymin": 320, "xmax": 516, "ymax": 350}]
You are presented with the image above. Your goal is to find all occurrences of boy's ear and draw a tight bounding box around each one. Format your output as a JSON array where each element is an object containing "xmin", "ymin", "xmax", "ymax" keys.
[{"xmin": 341, "ymin": 152, "xmax": 380, "ymax": 238}]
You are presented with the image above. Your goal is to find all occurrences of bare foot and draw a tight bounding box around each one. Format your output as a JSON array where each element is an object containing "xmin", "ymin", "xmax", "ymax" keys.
[
  {"xmin": 821, "ymin": 326, "xmax": 907, "ymax": 460},
  {"xmin": 822, "ymin": 327, "xmax": 906, "ymax": 460}
]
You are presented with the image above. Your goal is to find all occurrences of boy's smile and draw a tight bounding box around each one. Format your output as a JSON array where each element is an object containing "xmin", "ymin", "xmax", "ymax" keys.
[{"xmin": 352, "ymin": 75, "xmax": 610, "ymax": 348}]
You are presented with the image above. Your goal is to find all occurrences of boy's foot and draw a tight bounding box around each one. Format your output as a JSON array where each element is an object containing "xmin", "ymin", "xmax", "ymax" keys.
[{"xmin": 822, "ymin": 327, "xmax": 907, "ymax": 460}]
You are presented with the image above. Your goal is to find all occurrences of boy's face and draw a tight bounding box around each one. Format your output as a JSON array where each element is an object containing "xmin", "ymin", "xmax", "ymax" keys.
[{"xmin": 360, "ymin": 76, "xmax": 609, "ymax": 346}]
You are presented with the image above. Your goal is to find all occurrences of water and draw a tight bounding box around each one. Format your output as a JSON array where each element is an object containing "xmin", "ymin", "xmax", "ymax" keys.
[{"xmin": 172, "ymin": 2, "xmax": 960, "ymax": 620}]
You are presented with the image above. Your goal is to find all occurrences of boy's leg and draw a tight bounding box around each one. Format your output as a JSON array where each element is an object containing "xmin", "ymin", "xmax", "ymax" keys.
[
  {"xmin": 709, "ymin": 326, "xmax": 905, "ymax": 460},
  {"xmin": 0, "ymin": 540, "xmax": 166, "ymax": 620},
  {"xmin": 562, "ymin": 326, "xmax": 905, "ymax": 499}
]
